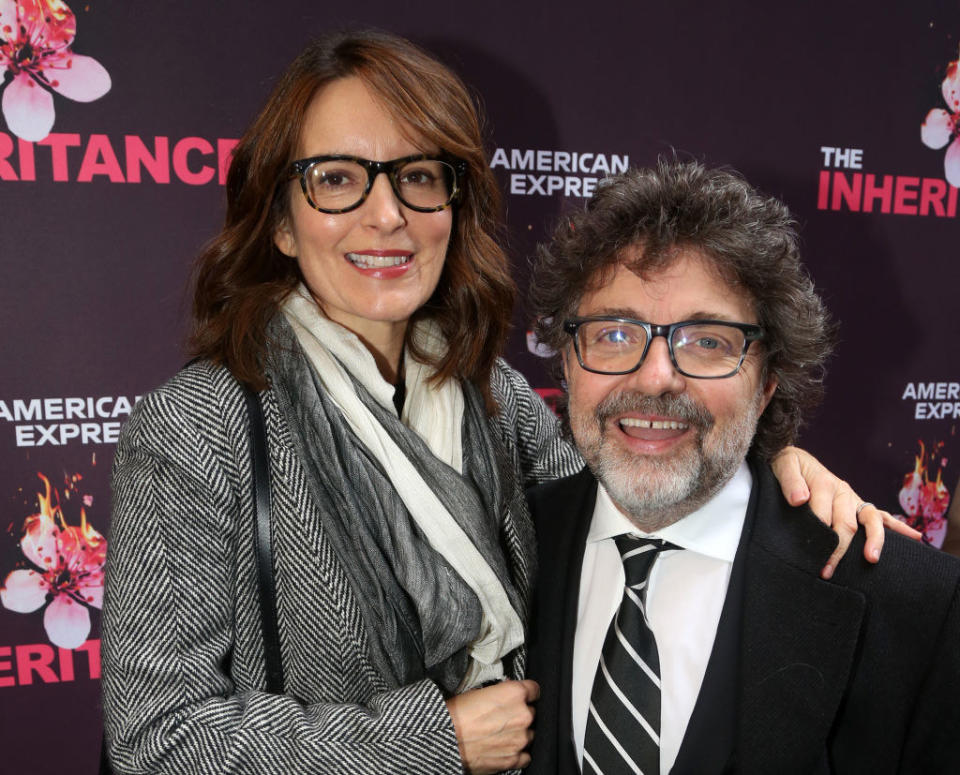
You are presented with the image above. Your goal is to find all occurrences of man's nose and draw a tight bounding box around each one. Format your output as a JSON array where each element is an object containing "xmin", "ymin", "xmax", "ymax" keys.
[{"xmin": 622, "ymin": 335, "xmax": 686, "ymax": 395}]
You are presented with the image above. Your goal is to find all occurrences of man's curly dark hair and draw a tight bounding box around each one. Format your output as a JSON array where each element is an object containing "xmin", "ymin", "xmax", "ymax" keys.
[{"xmin": 529, "ymin": 159, "xmax": 835, "ymax": 460}]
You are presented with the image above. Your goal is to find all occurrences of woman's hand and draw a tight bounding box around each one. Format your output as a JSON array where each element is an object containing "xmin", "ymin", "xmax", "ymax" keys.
[
  {"xmin": 771, "ymin": 446, "xmax": 922, "ymax": 580},
  {"xmin": 445, "ymin": 679, "xmax": 539, "ymax": 774}
]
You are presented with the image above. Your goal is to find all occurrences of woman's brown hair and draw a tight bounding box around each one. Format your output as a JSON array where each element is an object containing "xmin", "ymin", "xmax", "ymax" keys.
[{"xmin": 189, "ymin": 30, "xmax": 513, "ymax": 404}]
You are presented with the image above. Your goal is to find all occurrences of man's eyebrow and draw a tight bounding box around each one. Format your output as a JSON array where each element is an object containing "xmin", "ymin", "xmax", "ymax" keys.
[
  {"xmin": 577, "ymin": 306, "xmax": 642, "ymax": 319},
  {"xmin": 578, "ymin": 307, "xmax": 746, "ymax": 322},
  {"xmin": 679, "ymin": 311, "xmax": 747, "ymax": 322}
]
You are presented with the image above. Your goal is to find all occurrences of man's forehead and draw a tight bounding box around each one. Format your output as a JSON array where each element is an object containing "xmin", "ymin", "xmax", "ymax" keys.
[{"xmin": 579, "ymin": 245, "xmax": 757, "ymax": 319}]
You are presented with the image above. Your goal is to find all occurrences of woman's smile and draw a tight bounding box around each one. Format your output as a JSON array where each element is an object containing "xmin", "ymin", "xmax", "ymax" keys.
[{"xmin": 345, "ymin": 249, "xmax": 415, "ymax": 278}]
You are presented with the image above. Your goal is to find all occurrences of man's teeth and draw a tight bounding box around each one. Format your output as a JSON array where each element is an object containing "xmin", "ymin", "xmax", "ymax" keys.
[
  {"xmin": 346, "ymin": 252, "xmax": 411, "ymax": 268},
  {"xmin": 620, "ymin": 418, "xmax": 688, "ymax": 430}
]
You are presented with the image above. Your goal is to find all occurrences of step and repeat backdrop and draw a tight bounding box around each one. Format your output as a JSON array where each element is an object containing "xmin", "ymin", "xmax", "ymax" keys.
[{"xmin": 0, "ymin": 1, "xmax": 957, "ymax": 772}]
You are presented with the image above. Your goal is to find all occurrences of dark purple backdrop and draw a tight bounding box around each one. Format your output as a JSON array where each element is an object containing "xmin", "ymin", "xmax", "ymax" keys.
[{"xmin": 1, "ymin": 2, "xmax": 957, "ymax": 772}]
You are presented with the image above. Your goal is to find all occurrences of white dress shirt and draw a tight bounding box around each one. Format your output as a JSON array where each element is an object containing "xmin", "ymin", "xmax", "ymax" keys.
[{"xmin": 572, "ymin": 462, "xmax": 752, "ymax": 772}]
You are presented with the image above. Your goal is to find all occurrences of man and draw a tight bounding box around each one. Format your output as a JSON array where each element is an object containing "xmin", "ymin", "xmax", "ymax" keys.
[{"xmin": 525, "ymin": 161, "xmax": 960, "ymax": 774}]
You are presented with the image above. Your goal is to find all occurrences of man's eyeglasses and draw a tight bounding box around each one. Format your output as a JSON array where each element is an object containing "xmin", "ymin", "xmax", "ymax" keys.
[
  {"xmin": 563, "ymin": 316, "xmax": 764, "ymax": 379},
  {"xmin": 287, "ymin": 154, "xmax": 466, "ymax": 214}
]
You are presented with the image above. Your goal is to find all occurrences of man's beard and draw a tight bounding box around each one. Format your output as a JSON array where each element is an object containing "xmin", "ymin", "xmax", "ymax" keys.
[{"xmin": 571, "ymin": 390, "xmax": 766, "ymax": 531}]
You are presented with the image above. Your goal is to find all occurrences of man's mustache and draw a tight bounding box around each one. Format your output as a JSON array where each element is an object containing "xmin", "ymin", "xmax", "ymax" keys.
[{"xmin": 595, "ymin": 391, "xmax": 715, "ymax": 431}]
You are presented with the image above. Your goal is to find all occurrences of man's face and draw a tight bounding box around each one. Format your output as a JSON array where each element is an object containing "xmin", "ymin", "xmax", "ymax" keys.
[{"xmin": 564, "ymin": 248, "xmax": 778, "ymax": 529}]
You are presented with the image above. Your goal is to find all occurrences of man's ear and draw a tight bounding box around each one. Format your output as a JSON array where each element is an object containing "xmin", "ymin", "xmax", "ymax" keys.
[
  {"xmin": 273, "ymin": 218, "xmax": 298, "ymax": 258},
  {"xmin": 760, "ymin": 375, "xmax": 778, "ymax": 412}
]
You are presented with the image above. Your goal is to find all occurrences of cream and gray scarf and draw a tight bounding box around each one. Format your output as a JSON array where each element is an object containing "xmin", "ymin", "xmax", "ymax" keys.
[{"xmin": 268, "ymin": 287, "xmax": 523, "ymax": 692}]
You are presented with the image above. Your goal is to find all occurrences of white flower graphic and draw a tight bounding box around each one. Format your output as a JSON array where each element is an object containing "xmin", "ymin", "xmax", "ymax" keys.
[
  {"xmin": 921, "ymin": 51, "xmax": 960, "ymax": 187},
  {"xmin": 0, "ymin": 0, "xmax": 110, "ymax": 142}
]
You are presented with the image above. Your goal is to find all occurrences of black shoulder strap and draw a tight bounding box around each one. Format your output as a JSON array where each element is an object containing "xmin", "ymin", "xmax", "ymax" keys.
[
  {"xmin": 102, "ymin": 377, "xmax": 284, "ymax": 775},
  {"xmin": 241, "ymin": 382, "xmax": 284, "ymax": 693}
]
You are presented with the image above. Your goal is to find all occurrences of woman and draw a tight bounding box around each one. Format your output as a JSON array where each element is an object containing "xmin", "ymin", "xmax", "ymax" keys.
[{"xmin": 102, "ymin": 31, "xmax": 894, "ymax": 774}]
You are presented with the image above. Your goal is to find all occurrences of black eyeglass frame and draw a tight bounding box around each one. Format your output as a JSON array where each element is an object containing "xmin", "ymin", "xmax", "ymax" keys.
[
  {"xmin": 563, "ymin": 316, "xmax": 764, "ymax": 379},
  {"xmin": 287, "ymin": 154, "xmax": 468, "ymax": 214}
]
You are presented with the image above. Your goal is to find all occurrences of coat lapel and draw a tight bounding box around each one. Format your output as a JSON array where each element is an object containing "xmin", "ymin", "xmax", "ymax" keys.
[
  {"xmin": 527, "ymin": 469, "xmax": 597, "ymax": 775},
  {"xmin": 670, "ymin": 470, "xmax": 756, "ymax": 775},
  {"xmin": 736, "ymin": 462, "xmax": 867, "ymax": 772}
]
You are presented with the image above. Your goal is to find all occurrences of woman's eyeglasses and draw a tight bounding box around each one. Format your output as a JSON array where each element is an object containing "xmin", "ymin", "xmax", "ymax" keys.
[{"xmin": 287, "ymin": 154, "xmax": 466, "ymax": 214}]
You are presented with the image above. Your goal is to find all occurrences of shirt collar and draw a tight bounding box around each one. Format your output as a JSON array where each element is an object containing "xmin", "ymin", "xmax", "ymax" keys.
[{"xmin": 589, "ymin": 461, "xmax": 752, "ymax": 563}]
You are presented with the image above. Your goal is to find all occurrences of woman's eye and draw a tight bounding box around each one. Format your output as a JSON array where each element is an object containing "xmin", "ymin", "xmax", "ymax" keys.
[
  {"xmin": 400, "ymin": 169, "xmax": 437, "ymax": 186},
  {"xmin": 316, "ymin": 170, "xmax": 354, "ymax": 187},
  {"xmin": 307, "ymin": 162, "xmax": 364, "ymax": 189}
]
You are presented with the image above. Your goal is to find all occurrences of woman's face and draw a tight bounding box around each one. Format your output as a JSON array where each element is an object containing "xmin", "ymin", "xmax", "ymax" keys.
[{"xmin": 274, "ymin": 76, "xmax": 453, "ymax": 345}]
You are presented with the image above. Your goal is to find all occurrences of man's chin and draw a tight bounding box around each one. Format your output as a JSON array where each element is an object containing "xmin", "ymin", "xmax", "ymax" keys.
[
  {"xmin": 576, "ymin": 390, "xmax": 764, "ymax": 530},
  {"xmin": 592, "ymin": 446, "xmax": 705, "ymax": 529}
]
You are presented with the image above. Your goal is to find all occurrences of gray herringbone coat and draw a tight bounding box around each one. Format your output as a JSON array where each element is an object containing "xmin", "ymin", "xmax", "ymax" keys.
[{"xmin": 102, "ymin": 357, "xmax": 580, "ymax": 774}]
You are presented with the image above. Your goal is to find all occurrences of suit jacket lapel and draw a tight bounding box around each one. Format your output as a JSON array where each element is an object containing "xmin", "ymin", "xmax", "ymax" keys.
[
  {"xmin": 528, "ymin": 469, "xmax": 597, "ymax": 775},
  {"xmin": 670, "ymin": 468, "xmax": 758, "ymax": 775},
  {"xmin": 736, "ymin": 461, "xmax": 867, "ymax": 772},
  {"xmin": 557, "ymin": 476, "xmax": 595, "ymax": 775}
]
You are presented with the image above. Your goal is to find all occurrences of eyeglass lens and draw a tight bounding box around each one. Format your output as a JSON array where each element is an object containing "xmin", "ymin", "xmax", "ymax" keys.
[
  {"xmin": 576, "ymin": 320, "xmax": 750, "ymax": 377},
  {"xmin": 304, "ymin": 159, "xmax": 456, "ymax": 210}
]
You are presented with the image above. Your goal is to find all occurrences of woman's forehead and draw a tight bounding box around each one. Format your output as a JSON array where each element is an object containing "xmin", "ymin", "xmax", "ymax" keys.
[{"xmin": 299, "ymin": 77, "xmax": 437, "ymax": 158}]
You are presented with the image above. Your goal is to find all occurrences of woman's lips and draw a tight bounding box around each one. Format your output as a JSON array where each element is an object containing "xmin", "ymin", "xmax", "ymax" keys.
[
  {"xmin": 345, "ymin": 250, "xmax": 414, "ymax": 278},
  {"xmin": 345, "ymin": 250, "xmax": 413, "ymax": 269}
]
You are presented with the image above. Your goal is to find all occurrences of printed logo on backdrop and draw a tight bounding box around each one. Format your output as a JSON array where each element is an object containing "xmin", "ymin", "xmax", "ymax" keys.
[
  {"xmin": 1, "ymin": 466, "xmax": 103, "ymax": 686},
  {"xmin": 491, "ymin": 147, "xmax": 630, "ymax": 199},
  {"xmin": 894, "ymin": 382, "xmax": 957, "ymax": 548},
  {"xmin": 895, "ymin": 439, "xmax": 952, "ymax": 549},
  {"xmin": 497, "ymin": 146, "xmax": 631, "ymax": 398},
  {"xmin": 817, "ymin": 46, "xmax": 960, "ymax": 216},
  {"xmin": 0, "ymin": 394, "xmax": 139, "ymax": 446},
  {"xmin": 0, "ymin": 1, "xmax": 238, "ymax": 184}
]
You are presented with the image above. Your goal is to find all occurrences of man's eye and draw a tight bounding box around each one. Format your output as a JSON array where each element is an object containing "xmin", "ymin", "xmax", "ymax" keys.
[
  {"xmin": 694, "ymin": 336, "xmax": 721, "ymax": 350},
  {"xmin": 593, "ymin": 326, "xmax": 638, "ymax": 345},
  {"xmin": 678, "ymin": 328, "xmax": 738, "ymax": 356}
]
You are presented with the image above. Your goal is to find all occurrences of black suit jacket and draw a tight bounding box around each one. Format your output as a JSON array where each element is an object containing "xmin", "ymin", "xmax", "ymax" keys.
[{"xmin": 526, "ymin": 462, "xmax": 960, "ymax": 774}]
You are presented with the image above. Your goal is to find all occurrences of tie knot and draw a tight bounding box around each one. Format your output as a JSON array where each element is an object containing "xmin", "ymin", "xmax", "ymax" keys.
[{"xmin": 614, "ymin": 535, "xmax": 675, "ymax": 589}]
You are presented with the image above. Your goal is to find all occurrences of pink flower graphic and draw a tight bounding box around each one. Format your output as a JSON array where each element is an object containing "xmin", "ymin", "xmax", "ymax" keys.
[
  {"xmin": 0, "ymin": 0, "xmax": 110, "ymax": 142},
  {"xmin": 921, "ymin": 50, "xmax": 960, "ymax": 187},
  {"xmin": 1, "ymin": 473, "xmax": 106, "ymax": 649}
]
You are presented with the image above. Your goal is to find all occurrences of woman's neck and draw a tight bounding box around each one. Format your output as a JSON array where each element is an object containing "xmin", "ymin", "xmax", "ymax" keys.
[
  {"xmin": 307, "ymin": 293, "xmax": 407, "ymax": 383},
  {"xmin": 357, "ymin": 326, "xmax": 405, "ymax": 383}
]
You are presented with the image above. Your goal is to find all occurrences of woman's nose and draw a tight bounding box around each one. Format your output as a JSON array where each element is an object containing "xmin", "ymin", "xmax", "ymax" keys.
[{"xmin": 361, "ymin": 173, "xmax": 406, "ymax": 231}]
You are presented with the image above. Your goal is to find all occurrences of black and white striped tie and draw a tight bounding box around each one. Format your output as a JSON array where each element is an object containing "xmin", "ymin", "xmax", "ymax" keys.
[{"xmin": 582, "ymin": 535, "xmax": 676, "ymax": 775}]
